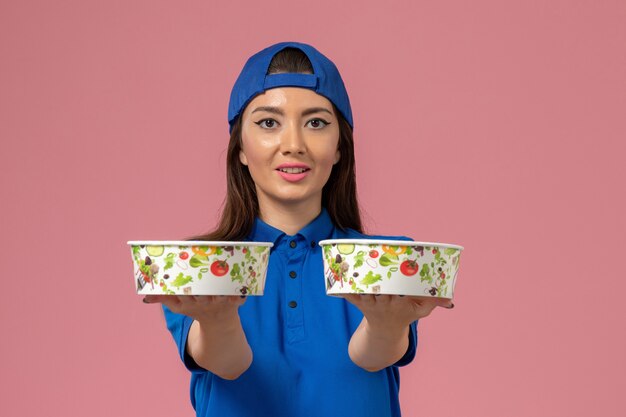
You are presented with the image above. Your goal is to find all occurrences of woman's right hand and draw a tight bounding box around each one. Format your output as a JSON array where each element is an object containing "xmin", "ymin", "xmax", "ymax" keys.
[
  {"xmin": 143, "ymin": 295, "xmax": 252, "ymax": 380},
  {"xmin": 143, "ymin": 294, "xmax": 246, "ymax": 323}
]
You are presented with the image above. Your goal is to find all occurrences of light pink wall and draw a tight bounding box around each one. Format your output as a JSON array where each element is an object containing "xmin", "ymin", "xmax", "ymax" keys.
[{"xmin": 1, "ymin": 1, "xmax": 624, "ymax": 416}]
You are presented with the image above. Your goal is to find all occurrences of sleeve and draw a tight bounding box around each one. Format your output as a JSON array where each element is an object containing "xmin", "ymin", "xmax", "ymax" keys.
[
  {"xmin": 393, "ymin": 320, "xmax": 419, "ymax": 367},
  {"xmin": 162, "ymin": 304, "xmax": 207, "ymax": 373}
]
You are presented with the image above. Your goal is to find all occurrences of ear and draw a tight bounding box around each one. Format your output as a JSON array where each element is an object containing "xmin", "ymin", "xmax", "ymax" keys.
[
  {"xmin": 334, "ymin": 149, "xmax": 341, "ymax": 165},
  {"xmin": 239, "ymin": 149, "xmax": 248, "ymax": 166}
]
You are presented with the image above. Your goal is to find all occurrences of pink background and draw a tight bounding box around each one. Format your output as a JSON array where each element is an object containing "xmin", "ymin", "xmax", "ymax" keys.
[{"xmin": 1, "ymin": 1, "xmax": 624, "ymax": 416}]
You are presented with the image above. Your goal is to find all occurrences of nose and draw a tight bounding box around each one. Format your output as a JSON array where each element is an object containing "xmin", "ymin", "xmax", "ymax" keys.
[{"xmin": 279, "ymin": 122, "xmax": 306, "ymax": 155}]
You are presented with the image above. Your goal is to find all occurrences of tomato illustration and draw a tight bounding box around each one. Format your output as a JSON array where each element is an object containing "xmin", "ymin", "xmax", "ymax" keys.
[
  {"xmin": 179, "ymin": 251, "xmax": 189, "ymax": 260},
  {"xmin": 400, "ymin": 260, "xmax": 419, "ymax": 276},
  {"xmin": 369, "ymin": 250, "xmax": 379, "ymax": 258},
  {"xmin": 210, "ymin": 260, "xmax": 229, "ymax": 276}
]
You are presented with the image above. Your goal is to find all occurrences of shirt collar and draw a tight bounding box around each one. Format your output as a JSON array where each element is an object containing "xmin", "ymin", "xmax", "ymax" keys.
[
  {"xmin": 248, "ymin": 208, "xmax": 335, "ymax": 247},
  {"xmin": 247, "ymin": 215, "xmax": 285, "ymax": 246}
]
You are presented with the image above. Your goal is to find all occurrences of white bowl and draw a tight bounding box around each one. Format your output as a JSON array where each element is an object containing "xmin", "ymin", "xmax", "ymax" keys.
[
  {"xmin": 319, "ymin": 239, "xmax": 463, "ymax": 298},
  {"xmin": 128, "ymin": 241, "xmax": 273, "ymax": 295}
]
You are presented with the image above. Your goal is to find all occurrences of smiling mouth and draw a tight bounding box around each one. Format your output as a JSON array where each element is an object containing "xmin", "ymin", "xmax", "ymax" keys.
[{"xmin": 277, "ymin": 167, "xmax": 310, "ymax": 174}]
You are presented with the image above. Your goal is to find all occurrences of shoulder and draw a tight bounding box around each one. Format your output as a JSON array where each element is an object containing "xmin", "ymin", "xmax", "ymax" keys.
[{"xmin": 332, "ymin": 227, "xmax": 413, "ymax": 242}]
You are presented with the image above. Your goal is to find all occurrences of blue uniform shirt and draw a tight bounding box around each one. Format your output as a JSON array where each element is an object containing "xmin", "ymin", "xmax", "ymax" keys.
[{"xmin": 163, "ymin": 209, "xmax": 418, "ymax": 417}]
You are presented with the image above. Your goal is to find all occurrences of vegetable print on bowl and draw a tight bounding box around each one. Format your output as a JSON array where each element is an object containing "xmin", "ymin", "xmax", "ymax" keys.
[
  {"xmin": 128, "ymin": 241, "xmax": 273, "ymax": 296},
  {"xmin": 319, "ymin": 239, "xmax": 463, "ymax": 298}
]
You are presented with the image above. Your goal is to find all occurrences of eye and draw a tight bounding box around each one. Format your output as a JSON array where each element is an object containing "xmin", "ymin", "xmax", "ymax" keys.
[
  {"xmin": 306, "ymin": 118, "xmax": 330, "ymax": 129},
  {"xmin": 255, "ymin": 119, "xmax": 278, "ymax": 129}
]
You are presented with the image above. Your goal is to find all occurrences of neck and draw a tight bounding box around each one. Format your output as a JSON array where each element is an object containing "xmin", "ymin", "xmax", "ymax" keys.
[{"xmin": 258, "ymin": 197, "xmax": 322, "ymax": 236}]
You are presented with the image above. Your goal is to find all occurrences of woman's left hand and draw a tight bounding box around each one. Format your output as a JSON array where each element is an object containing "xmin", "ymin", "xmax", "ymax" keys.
[
  {"xmin": 341, "ymin": 295, "xmax": 453, "ymax": 372},
  {"xmin": 342, "ymin": 294, "xmax": 453, "ymax": 331}
]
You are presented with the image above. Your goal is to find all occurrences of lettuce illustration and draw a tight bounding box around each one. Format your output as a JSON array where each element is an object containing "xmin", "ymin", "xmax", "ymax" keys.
[
  {"xmin": 190, "ymin": 254, "xmax": 209, "ymax": 268},
  {"xmin": 171, "ymin": 273, "xmax": 193, "ymax": 288},
  {"xmin": 353, "ymin": 251, "xmax": 366, "ymax": 269},
  {"xmin": 419, "ymin": 264, "xmax": 433, "ymax": 283},
  {"xmin": 230, "ymin": 263, "xmax": 243, "ymax": 283},
  {"xmin": 163, "ymin": 253, "xmax": 176, "ymax": 270},
  {"xmin": 361, "ymin": 271, "xmax": 382, "ymax": 286},
  {"xmin": 379, "ymin": 253, "xmax": 398, "ymax": 267}
]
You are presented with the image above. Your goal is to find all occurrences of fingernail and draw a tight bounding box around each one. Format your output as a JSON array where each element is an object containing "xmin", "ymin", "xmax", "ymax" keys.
[
  {"xmin": 142, "ymin": 297, "xmax": 150, "ymax": 304},
  {"xmin": 445, "ymin": 303, "xmax": 455, "ymax": 309}
]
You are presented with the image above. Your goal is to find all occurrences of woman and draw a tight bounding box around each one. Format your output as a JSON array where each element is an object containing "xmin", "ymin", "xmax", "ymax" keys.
[{"xmin": 144, "ymin": 41, "xmax": 453, "ymax": 417}]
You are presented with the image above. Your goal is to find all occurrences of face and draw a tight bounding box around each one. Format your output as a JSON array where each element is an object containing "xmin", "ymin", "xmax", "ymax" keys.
[{"xmin": 239, "ymin": 87, "xmax": 341, "ymax": 212}]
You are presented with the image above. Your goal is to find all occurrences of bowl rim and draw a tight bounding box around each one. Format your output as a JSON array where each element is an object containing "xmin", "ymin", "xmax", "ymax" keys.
[
  {"xmin": 127, "ymin": 240, "xmax": 274, "ymax": 247},
  {"xmin": 318, "ymin": 239, "xmax": 463, "ymax": 251}
]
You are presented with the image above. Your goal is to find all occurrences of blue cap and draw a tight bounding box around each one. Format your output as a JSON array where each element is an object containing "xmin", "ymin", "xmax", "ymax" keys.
[{"xmin": 228, "ymin": 42, "xmax": 353, "ymax": 132}]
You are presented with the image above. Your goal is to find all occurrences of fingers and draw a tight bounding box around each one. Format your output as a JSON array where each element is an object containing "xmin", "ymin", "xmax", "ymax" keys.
[
  {"xmin": 143, "ymin": 294, "xmax": 181, "ymax": 308},
  {"xmin": 142, "ymin": 294, "xmax": 247, "ymax": 313},
  {"xmin": 430, "ymin": 297, "xmax": 454, "ymax": 309},
  {"xmin": 340, "ymin": 293, "xmax": 455, "ymax": 324},
  {"xmin": 406, "ymin": 296, "xmax": 454, "ymax": 318},
  {"xmin": 340, "ymin": 294, "xmax": 363, "ymax": 305},
  {"xmin": 342, "ymin": 294, "xmax": 390, "ymax": 307},
  {"xmin": 342, "ymin": 294, "xmax": 452, "ymax": 308},
  {"xmin": 231, "ymin": 296, "xmax": 247, "ymax": 307},
  {"xmin": 420, "ymin": 301, "xmax": 439, "ymax": 317},
  {"xmin": 143, "ymin": 295, "xmax": 184, "ymax": 312},
  {"xmin": 406, "ymin": 296, "xmax": 454, "ymax": 308}
]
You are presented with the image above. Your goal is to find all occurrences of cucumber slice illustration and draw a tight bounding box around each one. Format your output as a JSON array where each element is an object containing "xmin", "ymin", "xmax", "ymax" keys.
[
  {"xmin": 146, "ymin": 245, "xmax": 165, "ymax": 257},
  {"xmin": 337, "ymin": 244, "xmax": 355, "ymax": 255}
]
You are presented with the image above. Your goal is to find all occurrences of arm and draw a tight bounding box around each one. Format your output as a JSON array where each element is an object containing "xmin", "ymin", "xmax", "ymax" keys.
[
  {"xmin": 344, "ymin": 295, "xmax": 452, "ymax": 372},
  {"xmin": 145, "ymin": 295, "xmax": 252, "ymax": 380},
  {"xmin": 348, "ymin": 317, "xmax": 409, "ymax": 372}
]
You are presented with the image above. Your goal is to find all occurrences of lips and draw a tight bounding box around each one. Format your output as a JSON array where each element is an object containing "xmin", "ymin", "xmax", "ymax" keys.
[
  {"xmin": 276, "ymin": 163, "xmax": 310, "ymax": 173},
  {"xmin": 275, "ymin": 163, "xmax": 311, "ymax": 182},
  {"xmin": 278, "ymin": 167, "xmax": 308, "ymax": 174}
]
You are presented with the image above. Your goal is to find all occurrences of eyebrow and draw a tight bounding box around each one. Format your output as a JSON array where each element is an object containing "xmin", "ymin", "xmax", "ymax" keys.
[{"xmin": 251, "ymin": 106, "xmax": 333, "ymax": 117}]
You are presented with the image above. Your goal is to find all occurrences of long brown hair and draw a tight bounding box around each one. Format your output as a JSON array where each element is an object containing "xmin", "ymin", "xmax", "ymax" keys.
[{"xmin": 191, "ymin": 47, "xmax": 363, "ymax": 241}]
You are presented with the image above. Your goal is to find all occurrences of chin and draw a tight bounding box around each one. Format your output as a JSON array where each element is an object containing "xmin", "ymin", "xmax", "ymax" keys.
[
  {"xmin": 272, "ymin": 190, "xmax": 321, "ymax": 205},
  {"xmin": 276, "ymin": 195, "xmax": 314, "ymax": 205}
]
